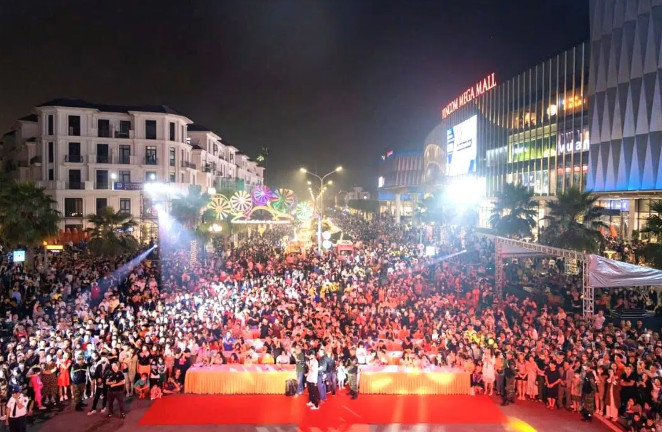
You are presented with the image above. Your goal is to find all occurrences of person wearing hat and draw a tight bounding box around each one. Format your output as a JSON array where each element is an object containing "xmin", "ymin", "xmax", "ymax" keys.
[{"xmin": 5, "ymin": 386, "xmax": 29, "ymax": 432}]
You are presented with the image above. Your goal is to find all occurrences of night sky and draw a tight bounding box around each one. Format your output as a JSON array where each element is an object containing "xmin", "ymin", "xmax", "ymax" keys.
[{"xmin": 0, "ymin": 0, "xmax": 589, "ymax": 195}]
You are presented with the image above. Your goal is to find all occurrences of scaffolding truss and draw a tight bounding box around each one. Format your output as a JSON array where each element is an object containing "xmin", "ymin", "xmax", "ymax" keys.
[{"xmin": 494, "ymin": 237, "xmax": 592, "ymax": 316}]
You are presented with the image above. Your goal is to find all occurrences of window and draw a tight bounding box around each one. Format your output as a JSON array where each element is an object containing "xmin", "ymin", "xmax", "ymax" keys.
[
  {"xmin": 145, "ymin": 120, "xmax": 157, "ymax": 139},
  {"xmin": 96, "ymin": 144, "xmax": 109, "ymax": 163},
  {"xmin": 119, "ymin": 145, "xmax": 131, "ymax": 164},
  {"xmin": 169, "ymin": 172, "xmax": 176, "ymax": 182},
  {"xmin": 182, "ymin": 125, "xmax": 185, "ymax": 143},
  {"xmin": 118, "ymin": 120, "xmax": 131, "ymax": 138},
  {"xmin": 48, "ymin": 169, "xmax": 54, "ymax": 181},
  {"xmin": 96, "ymin": 170, "xmax": 108, "ymax": 189},
  {"xmin": 169, "ymin": 122, "xmax": 176, "ymax": 141},
  {"xmin": 145, "ymin": 146, "xmax": 157, "ymax": 165},
  {"xmin": 64, "ymin": 198, "xmax": 83, "ymax": 217},
  {"xmin": 96, "ymin": 198, "xmax": 107, "ymax": 214},
  {"xmin": 119, "ymin": 199, "xmax": 131, "ymax": 214},
  {"xmin": 67, "ymin": 142, "xmax": 82, "ymax": 162},
  {"xmin": 146, "ymin": 171, "xmax": 157, "ymax": 181},
  {"xmin": 169, "ymin": 148, "xmax": 175, "ymax": 167},
  {"xmin": 47, "ymin": 115, "xmax": 54, "ymax": 135},
  {"xmin": 119, "ymin": 170, "xmax": 130, "ymax": 183},
  {"xmin": 68, "ymin": 115, "xmax": 81, "ymax": 136},
  {"xmin": 97, "ymin": 119, "xmax": 110, "ymax": 137},
  {"xmin": 48, "ymin": 142, "xmax": 54, "ymax": 163}
]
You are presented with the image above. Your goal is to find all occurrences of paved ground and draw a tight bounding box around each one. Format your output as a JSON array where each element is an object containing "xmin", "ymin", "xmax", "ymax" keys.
[{"xmin": 11, "ymin": 396, "xmax": 613, "ymax": 432}]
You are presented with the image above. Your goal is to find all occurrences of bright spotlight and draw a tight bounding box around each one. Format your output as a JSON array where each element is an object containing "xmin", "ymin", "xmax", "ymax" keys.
[
  {"xmin": 149, "ymin": 173, "xmax": 156, "ymax": 181},
  {"xmin": 207, "ymin": 187, "xmax": 217, "ymax": 195},
  {"xmin": 300, "ymin": 167, "xmax": 307, "ymax": 173},
  {"xmin": 335, "ymin": 166, "xmax": 343, "ymax": 172},
  {"xmin": 443, "ymin": 176, "xmax": 485, "ymax": 208}
]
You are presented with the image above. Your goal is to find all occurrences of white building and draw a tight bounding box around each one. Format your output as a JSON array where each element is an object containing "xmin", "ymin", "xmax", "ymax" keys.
[{"xmin": 0, "ymin": 98, "xmax": 264, "ymax": 237}]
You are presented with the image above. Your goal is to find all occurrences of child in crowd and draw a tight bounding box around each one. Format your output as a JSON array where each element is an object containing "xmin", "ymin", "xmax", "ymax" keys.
[
  {"xmin": 150, "ymin": 384, "xmax": 163, "ymax": 400},
  {"xmin": 135, "ymin": 373, "xmax": 150, "ymax": 399},
  {"xmin": 337, "ymin": 364, "xmax": 347, "ymax": 390}
]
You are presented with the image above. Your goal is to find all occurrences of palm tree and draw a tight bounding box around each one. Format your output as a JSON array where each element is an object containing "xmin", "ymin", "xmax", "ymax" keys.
[
  {"xmin": 540, "ymin": 186, "xmax": 607, "ymax": 253},
  {"xmin": 639, "ymin": 200, "xmax": 662, "ymax": 268},
  {"xmin": 85, "ymin": 207, "xmax": 138, "ymax": 257},
  {"xmin": 170, "ymin": 185, "xmax": 212, "ymax": 230},
  {"xmin": 489, "ymin": 183, "xmax": 537, "ymax": 238},
  {"xmin": 0, "ymin": 180, "xmax": 60, "ymax": 265}
]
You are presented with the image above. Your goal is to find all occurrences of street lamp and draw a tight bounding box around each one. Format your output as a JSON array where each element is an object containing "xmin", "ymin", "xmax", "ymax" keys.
[{"xmin": 299, "ymin": 165, "xmax": 343, "ymax": 254}]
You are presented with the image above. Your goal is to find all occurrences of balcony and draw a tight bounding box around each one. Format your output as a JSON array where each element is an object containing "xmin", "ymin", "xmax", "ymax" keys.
[
  {"xmin": 203, "ymin": 164, "xmax": 214, "ymax": 173},
  {"xmin": 144, "ymin": 157, "xmax": 158, "ymax": 165},
  {"xmin": 95, "ymin": 154, "xmax": 111, "ymax": 164},
  {"xmin": 181, "ymin": 161, "xmax": 196, "ymax": 169},
  {"xmin": 114, "ymin": 131, "xmax": 131, "ymax": 139},
  {"xmin": 64, "ymin": 155, "xmax": 84, "ymax": 163},
  {"xmin": 118, "ymin": 156, "xmax": 132, "ymax": 164},
  {"xmin": 66, "ymin": 181, "xmax": 85, "ymax": 190},
  {"xmin": 95, "ymin": 182, "xmax": 111, "ymax": 190}
]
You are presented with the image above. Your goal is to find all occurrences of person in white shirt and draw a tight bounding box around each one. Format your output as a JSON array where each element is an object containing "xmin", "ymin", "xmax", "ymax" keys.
[
  {"xmin": 5, "ymin": 387, "xmax": 29, "ymax": 432},
  {"xmin": 305, "ymin": 351, "xmax": 320, "ymax": 410}
]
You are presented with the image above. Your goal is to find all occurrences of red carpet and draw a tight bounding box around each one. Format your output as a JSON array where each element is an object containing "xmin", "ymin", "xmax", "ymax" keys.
[{"xmin": 139, "ymin": 394, "xmax": 506, "ymax": 430}]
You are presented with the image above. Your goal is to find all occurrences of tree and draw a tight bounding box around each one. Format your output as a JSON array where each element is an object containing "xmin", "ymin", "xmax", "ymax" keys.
[
  {"xmin": 540, "ymin": 187, "xmax": 607, "ymax": 253},
  {"xmin": 0, "ymin": 180, "xmax": 60, "ymax": 263},
  {"xmin": 639, "ymin": 200, "xmax": 662, "ymax": 268},
  {"xmin": 489, "ymin": 183, "xmax": 537, "ymax": 238},
  {"xmin": 170, "ymin": 185, "xmax": 212, "ymax": 230},
  {"xmin": 85, "ymin": 207, "xmax": 138, "ymax": 257}
]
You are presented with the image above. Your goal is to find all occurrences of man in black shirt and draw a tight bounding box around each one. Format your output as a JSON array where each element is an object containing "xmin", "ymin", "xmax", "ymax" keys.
[
  {"xmin": 105, "ymin": 362, "xmax": 126, "ymax": 419},
  {"xmin": 71, "ymin": 357, "xmax": 87, "ymax": 411}
]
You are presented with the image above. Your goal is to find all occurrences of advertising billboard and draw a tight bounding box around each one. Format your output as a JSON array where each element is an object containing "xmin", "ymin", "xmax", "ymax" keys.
[{"xmin": 446, "ymin": 115, "xmax": 477, "ymax": 176}]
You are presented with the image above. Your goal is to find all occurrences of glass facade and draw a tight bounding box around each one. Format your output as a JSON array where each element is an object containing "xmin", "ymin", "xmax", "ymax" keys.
[{"xmin": 433, "ymin": 42, "xmax": 590, "ymax": 199}]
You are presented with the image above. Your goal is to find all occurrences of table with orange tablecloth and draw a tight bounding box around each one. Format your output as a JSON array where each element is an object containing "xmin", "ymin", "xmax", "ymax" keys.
[
  {"xmin": 358, "ymin": 365, "xmax": 471, "ymax": 395},
  {"xmin": 184, "ymin": 364, "xmax": 296, "ymax": 394}
]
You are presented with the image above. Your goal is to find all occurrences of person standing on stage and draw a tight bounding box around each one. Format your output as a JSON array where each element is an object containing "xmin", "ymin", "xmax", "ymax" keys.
[
  {"xmin": 317, "ymin": 348, "xmax": 328, "ymax": 401},
  {"xmin": 105, "ymin": 362, "xmax": 126, "ymax": 419},
  {"xmin": 346, "ymin": 347, "xmax": 359, "ymax": 400},
  {"xmin": 71, "ymin": 356, "xmax": 88, "ymax": 411},
  {"xmin": 325, "ymin": 346, "xmax": 337, "ymax": 396},
  {"xmin": 5, "ymin": 386, "xmax": 29, "ymax": 432},
  {"xmin": 293, "ymin": 345, "xmax": 306, "ymax": 396},
  {"xmin": 305, "ymin": 351, "xmax": 320, "ymax": 410},
  {"xmin": 501, "ymin": 351, "xmax": 516, "ymax": 406}
]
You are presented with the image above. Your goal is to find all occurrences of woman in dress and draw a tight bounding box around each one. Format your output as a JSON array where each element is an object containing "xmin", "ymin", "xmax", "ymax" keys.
[
  {"xmin": 544, "ymin": 362, "xmax": 562, "ymax": 409},
  {"xmin": 525, "ymin": 355, "xmax": 539, "ymax": 400},
  {"xmin": 605, "ymin": 365, "xmax": 621, "ymax": 421},
  {"xmin": 482, "ymin": 349, "xmax": 496, "ymax": 396},
  {"xmin": 57, "ymin": 352, "xmax": 72, "ymax": 401},
  {"xmin": 41, "ymin": 356, "xmax": 59, "ymax": 405}
]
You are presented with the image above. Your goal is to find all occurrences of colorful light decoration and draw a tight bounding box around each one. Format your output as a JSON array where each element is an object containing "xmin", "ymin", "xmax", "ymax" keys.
[
  {"xmin": 210, "ymin": 194, "xmax": 232, "ymax": 220},
  {"xmin": 208, "ymin": 186, "xmax": 299, "ymax": 224},
  {"xmin": 230, "ymin": 190, "xmax": 252, "ymax": 213},
  {"xmin": 295, "ymin": 202, "xmax": 314, "ymax": 221},
  {"xmin": 272, "ymin": 188, "xmax": 297, "ymax": 212},
  {"xmin": 251, "ymin": 185, "xmax": 274, "ymax": 206}
]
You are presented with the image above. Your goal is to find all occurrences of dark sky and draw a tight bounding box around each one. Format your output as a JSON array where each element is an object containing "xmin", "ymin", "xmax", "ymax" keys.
[{"xmin": 0, "ymin": 0, "xmax": 589, "ymax": 195}]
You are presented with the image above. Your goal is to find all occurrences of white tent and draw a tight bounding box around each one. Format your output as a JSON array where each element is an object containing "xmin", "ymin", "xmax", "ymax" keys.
[
  {"xmin": 494, "ymin": 237, "xmax": 662, "ymax": 316},
  {"xmin": 588, "ymin": 254, "xmax": 662, "ymax": 287}
]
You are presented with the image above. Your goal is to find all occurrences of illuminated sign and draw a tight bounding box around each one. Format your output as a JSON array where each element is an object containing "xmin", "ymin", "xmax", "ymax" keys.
[
  {"xmin": 378, "ymin": 176, "xmax": 385, "ymax": 188},
  {"xmin": 46, "ymin": 244, "xmax": 64, "ymax": 251},
  {"xmin": 557, "ymin": 129, "xmax": 589, "ymax": 155},
  {"xmin": 446, "ymin": 115, "xmax": 477, "ymax": 176},
  {"xmin": 442, "ymin": 73, "xmax": 497, "ymax": 118}
]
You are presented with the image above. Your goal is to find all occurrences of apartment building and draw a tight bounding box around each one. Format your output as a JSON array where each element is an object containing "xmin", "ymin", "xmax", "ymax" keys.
[{"xmin": 0, "ymin": 98, "xmax": 264, "ymax": 235}]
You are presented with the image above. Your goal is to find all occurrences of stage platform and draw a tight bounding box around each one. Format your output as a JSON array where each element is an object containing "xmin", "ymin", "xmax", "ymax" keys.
[{"xmin": 184, "ymin": 364, "xmax": 470, "ymax": 395}]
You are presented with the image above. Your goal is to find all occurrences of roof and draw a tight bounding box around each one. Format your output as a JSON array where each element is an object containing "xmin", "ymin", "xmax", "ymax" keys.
[
  {"xmin": 191, "ymin": 144, "xmax": 203, "ymax": 150},
  {"xmin": 19, "ymin": 114, "xmax": 38, "ymax": 122},
  {"xmin": 187, "ymin": 124, "xmax": 211, "ymax": 132},
  {"xmin": 36, "ymin": 98, "xmax": 184, "ymax": 116}
]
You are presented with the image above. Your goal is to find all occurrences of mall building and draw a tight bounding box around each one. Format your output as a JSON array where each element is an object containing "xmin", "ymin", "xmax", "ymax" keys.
[{"xmin": 422, "ymin": 0, "xmax": 662, "ymax": 239}]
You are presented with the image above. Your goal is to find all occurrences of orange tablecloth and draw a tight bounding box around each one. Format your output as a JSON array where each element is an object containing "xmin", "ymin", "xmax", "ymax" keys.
[
  {"xmin": 184, "ymin": 364, "xmax": 296, "ymax": 394},
  {"xmin": 358, "ymin": 365, "xmax": 471, "ymax": 395}
]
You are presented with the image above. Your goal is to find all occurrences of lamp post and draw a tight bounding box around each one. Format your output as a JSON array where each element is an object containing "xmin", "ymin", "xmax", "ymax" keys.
[{"xmin": 300, "ymin": 166, "xmax": 342, "ymax": 254}]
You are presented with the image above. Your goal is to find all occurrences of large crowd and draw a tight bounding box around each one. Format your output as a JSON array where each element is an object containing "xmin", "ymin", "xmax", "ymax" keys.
[{"xmin": 1, "ymin": 211, "xmax": 661, "ymax": 431}]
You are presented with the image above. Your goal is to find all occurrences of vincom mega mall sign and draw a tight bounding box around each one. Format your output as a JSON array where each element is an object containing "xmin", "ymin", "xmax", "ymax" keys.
[{"xmin": 441, "ymin": 73, "xmax": 497, "ymax": 119}]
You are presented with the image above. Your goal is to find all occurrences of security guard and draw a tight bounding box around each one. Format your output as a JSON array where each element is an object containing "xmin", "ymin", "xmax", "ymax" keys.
[{"xmin": 5, "ymin": 386, "xmax": 29, "ymax": 432}]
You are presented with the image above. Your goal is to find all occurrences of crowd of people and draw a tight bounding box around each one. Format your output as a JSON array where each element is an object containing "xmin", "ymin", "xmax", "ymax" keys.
[{"xmin": 0, "ymin": 211, "xmax": 661, "ymax": 432}]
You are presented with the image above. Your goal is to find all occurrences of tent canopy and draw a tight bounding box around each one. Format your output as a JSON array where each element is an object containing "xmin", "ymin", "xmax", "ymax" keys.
[{"xmin": 588, "ymin": 254, "xmax": 662, "ymax": 288}]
